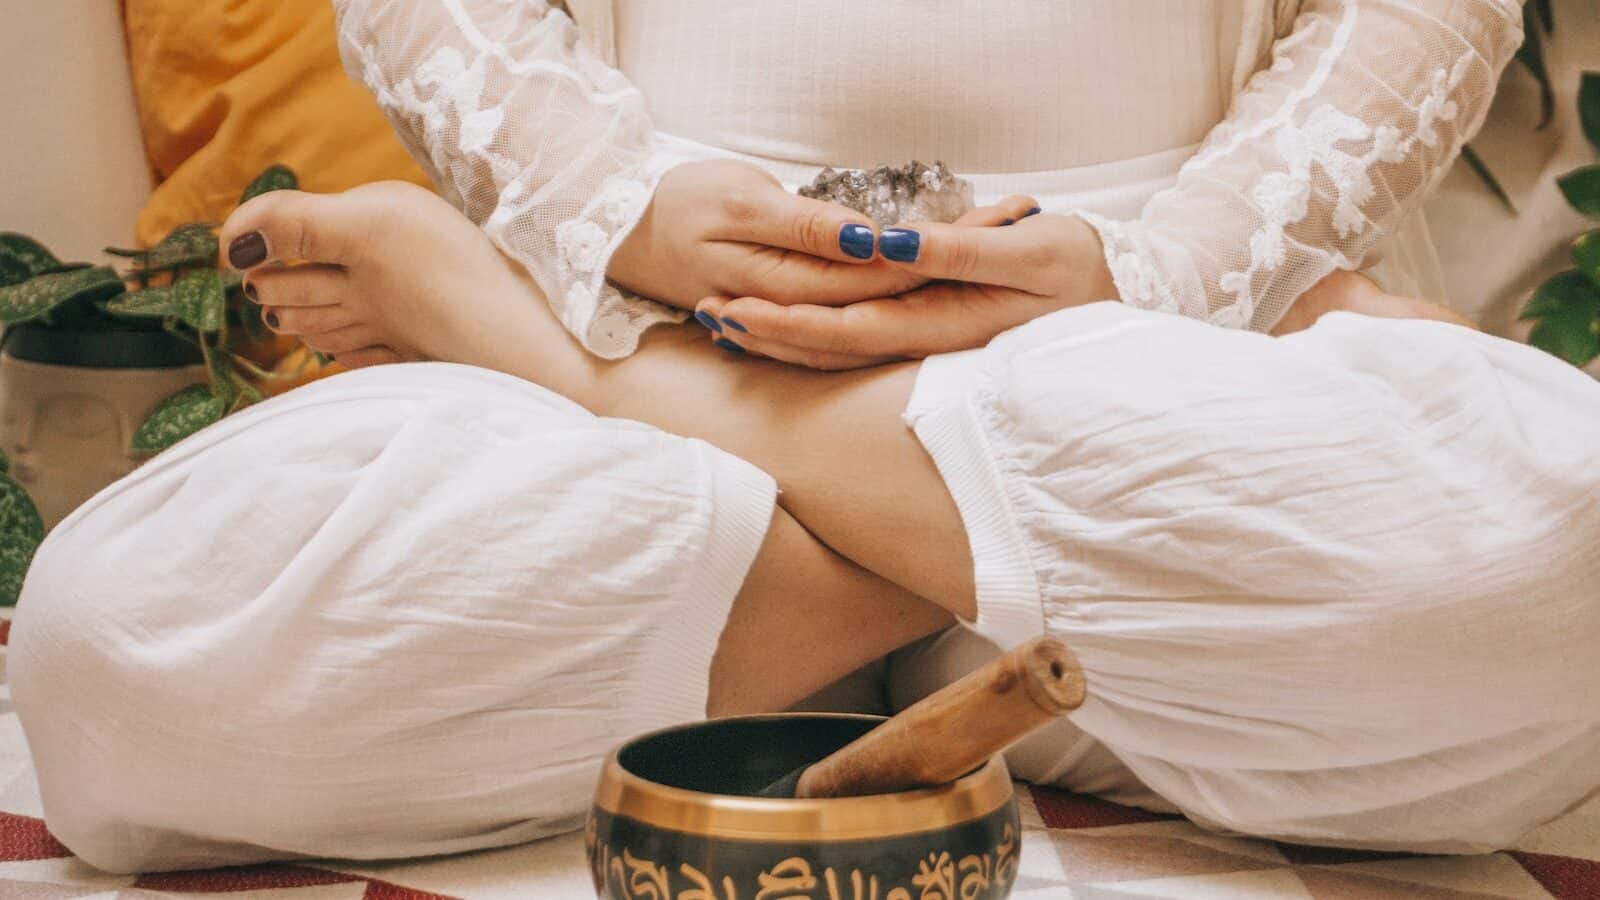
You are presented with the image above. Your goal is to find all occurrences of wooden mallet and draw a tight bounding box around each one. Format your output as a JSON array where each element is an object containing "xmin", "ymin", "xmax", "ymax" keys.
[{"xmin": 760, "ymin": 636, "xmax": 1087, "ymax": 799}]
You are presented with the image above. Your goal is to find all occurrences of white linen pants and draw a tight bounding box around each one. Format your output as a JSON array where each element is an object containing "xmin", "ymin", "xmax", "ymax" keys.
[
  {"xmin": 10, "ymin": 364, "xmax": 776, "ymax": 873},
  {"xmin": 12, "ymin": 306, "xmax": 1600, "ymax": 872},
  {"xmin": 901, "ymin": 303, "xmax": 1600, "ymax": 853}
]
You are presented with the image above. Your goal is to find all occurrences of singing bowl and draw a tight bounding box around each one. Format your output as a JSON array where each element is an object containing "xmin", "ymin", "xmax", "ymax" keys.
[{"xmin": 587, "ymin": 713, "xmax": 1020, "ymax": 899}]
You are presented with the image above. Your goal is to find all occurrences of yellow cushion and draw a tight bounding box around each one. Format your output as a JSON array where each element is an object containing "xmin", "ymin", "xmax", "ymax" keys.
[{"xmin": 125, "ymin": 0, "xmax": 431, "ymax": 246}]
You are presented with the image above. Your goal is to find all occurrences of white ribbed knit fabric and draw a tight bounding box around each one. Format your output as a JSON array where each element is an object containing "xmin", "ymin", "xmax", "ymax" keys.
[{"xmin": 334, "ymin": 0, "xmax": 1520, "ymax": 351}]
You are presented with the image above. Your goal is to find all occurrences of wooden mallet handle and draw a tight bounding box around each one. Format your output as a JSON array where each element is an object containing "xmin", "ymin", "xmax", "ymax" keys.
[{"xmin": 794, "ymin": 636, "xmax": 1087, "ymax": 799}]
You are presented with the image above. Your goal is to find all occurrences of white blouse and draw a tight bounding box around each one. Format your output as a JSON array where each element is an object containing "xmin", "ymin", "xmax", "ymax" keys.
[{"xmin": 333, "ymin": 0, "xmax": 1523, "ymax": 358}]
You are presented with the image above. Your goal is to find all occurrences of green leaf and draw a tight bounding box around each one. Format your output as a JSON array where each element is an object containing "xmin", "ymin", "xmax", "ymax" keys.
[
  {"xmin": 0, "ymin": 233, "xmax": 59, "ymax": 288},
  {"xmin": 241, "ymin": 165, "xmax": 298, "ymax": 204},
  {"xmin": 130, "ymin": 384, "xmax": 227, "ymax": 453},
  {"xmin": 1557, "ymin": 165, "xmax": 1600, "ymax": 218},
  {"xmin": 105, "ymin": 269, "xmax": 226, "ymax": 332},
  {"xmin": 1581, "ymin": 72, "xmax": 1600, "ymax": 157},
  {"xmin": 175, "ymin": 269, "xmax": 227, "ymax": 331},
  {"xmin": 0, "ymin": 266, "xmax": 123, "ymax": 325},
  {"xmin": 1521, "ymin": 270, "xmax": 1600, "ymax": 367},
  {"xmin": 1573, "ymin": 230, "xmax": 1600, "ymax": 287},
  {"xmin": 104, "ymin": 285, "xmax": 186, "ymax": 320},
  {"xmin": 0, "ymin": 448, "xmax": 9, "ymax": 475},
  {"xmin": 1521, "ymin": 269, "xmax": 1600, "ymax": 320},
  {"xmin": 1459, "ymin": 144, "xmax": 1516, "ymax": 214},
  {"xmin": 1528, "ymin": 305, "xmax": 1600, "ymax": 367},
  {"xmin": 0, "ymin": 531, "xmax": 39, "ymax": 608},
  {"xmin": 207, "ymin": 344, "xmax": 239, "ymax": 406},
  {"xmin": 106, "ymin": 223, "xmax": 218, "ymax": 273},
  {"xmin": 0, "ymin": 474, "xmax": 43, "ymax": 544},
  {"xmin": 1516, "ymin": 20, "xmax": 1555, "ymax": 129}
]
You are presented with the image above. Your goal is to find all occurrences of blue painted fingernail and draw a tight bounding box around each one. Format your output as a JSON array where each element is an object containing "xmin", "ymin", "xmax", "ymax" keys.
[
  {"xmin": 694, "ymin": 310, "xmax": 722, "ymax": 332},
  {"xmin": 714, "ymin": 337, "xmax": 746, "ymax": 354},
  {"xmin": 723, "ymin": 317, "xmax": 748, "ymax": 333},
  {"xmin": 1000, "ymin": 218, "xmax": 1016, "ymax": 226},
  {"xmin": 839, "ymin": 224, "xmax": 875, "ymax": 259},
  {"xmin": 1022, "ymin": 206, "xmax": 1042, "ymax": 218},
  {"xmin": 879, "ymin": 229, "xmax": 921, "ymax": 263}
]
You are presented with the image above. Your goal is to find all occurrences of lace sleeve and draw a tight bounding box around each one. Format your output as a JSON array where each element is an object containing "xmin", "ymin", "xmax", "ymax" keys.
[
  {"xmin": 1080, "ymin": 0, "xmax": 1524, "ymax": 332},
  {"xmin": 333, "ymin": 0, "xmax": 702, "ymax": 358}
]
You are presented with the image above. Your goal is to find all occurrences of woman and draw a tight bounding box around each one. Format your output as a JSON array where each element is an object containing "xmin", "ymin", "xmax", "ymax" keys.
[{"xmin": 14, "ymin": 0, "xmax": 1598, "ymax": 875}]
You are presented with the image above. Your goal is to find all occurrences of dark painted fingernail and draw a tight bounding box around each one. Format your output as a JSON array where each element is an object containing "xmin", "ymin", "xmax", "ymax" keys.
[
  {"xmin": 839, "ymin": 224, "xmax": 875, "ymax": 259},
  {"xmin": 1022, "ymin": 206, "xmax": 1043, "ymax": 218},
  {"xmin": 243, "ymin": 282, "xmax": 259, "ymax": 304},
  {"xmin": 879, "ymin": 229, "xmax": 921, "ymax": 263},
  {"xmin": 714, "ymin": 337, "xmax": 746, "ymax": 354},
  {"xmin": 723, "ymin": 317, "xmax": 748, "ymax": 333},
  {"xmin": 694, "ymin": 310, "xmax": 722, "ymax": 332},
  {"xmin": 1000, "ymin": 218, "xmax": 1016, "ymax": 226},
  {"xmin": 264, "ymin": 310, "xmax": 280, "ymax": 329},
  {"xmin": 229, "ymin": 231, "xmax": 267, "ymax": 269}
]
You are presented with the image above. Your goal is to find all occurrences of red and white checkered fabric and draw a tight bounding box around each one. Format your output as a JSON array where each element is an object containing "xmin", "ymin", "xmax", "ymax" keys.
[{"xmin": 0, "ymin": 616, "xmax": 1593, "ymax": 899}]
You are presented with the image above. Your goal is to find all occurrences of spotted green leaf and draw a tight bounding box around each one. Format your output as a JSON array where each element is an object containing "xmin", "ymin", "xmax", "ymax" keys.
[
  {"xmin": 130, "ymin": 384, "xmax": 227, "ymax": 454},
  {"xmin": 106, "ymin": 223, "xmax": 218, "ymax": 273},
  {"xmin": 1558, "ymin": 165, "xmax": 1600, "ymax": 218},
  {"xmin": 0, "ymin": 531, "xmax": 38, "ymax": 608},
  {"xmin": 207, "ymin": 345, "xmax": 239, "ymax": 407},
  {"xmin": 0, "ymin": 474, "xmax": 42, "ymax": 544},
  {"xmin": 241, "ymin": 165, "xmax": 299, "ymax": 204},
  {"xmin": 106, "ymin": 269, "xmax": 226, "ymax": 332},
  {"xmin": 0, "ymin": 233, "xmax": 59, "ymax": 288},
  {"xmin": 104, "ymin": 285, "xmax": 186, "ymax": 319},
  {"xmin": 0, "ymin": 266, "xmax": 123, "ymax": 325}
]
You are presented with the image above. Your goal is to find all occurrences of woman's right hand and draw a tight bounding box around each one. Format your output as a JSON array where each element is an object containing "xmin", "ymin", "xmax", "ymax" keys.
[{"xmin": 607, "ymin": 159, "xmax": 1035, "ymax": 311}]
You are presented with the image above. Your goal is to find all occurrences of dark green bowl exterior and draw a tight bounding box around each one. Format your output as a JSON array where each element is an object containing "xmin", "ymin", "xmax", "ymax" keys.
[
  {"xmin": 587, "ymin": 800, "xmax": 1019, "ymax": 899},
  {"xmin": 587, "ymin": 714, "xmax": 1021, "ymax": 899}
]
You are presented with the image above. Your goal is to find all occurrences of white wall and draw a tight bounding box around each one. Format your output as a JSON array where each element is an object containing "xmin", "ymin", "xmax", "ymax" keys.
[
  {"xmin": 1425, "ymin": 0, "xmax": 1600, "ymax": 347},
  {"xmin": 0, "ymin": 0, "xmax": 153, "ymax": 263}
]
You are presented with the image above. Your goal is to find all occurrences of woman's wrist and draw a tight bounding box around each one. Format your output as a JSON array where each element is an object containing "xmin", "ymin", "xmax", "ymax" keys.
[{"xmin": 1065, "ymin": 214, "xmax": 1119, "ymax": 306}]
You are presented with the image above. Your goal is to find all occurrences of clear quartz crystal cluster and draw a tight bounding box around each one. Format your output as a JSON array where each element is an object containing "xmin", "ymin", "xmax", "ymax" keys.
[{"xmin": 798, "ymin": 160, "xmax": 975, "ymax": 228}]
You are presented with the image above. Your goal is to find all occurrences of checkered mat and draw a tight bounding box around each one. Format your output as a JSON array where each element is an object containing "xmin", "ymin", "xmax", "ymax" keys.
[{"xmin": 0, "ymin": 617, "xmax": 1594, "ymax": 899}]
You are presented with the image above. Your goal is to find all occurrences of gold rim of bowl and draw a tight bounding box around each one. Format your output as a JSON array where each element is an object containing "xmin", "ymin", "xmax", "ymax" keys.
[{"xmin": 592, "ymin": 714, "xmax": 1016, "ymax": 842}]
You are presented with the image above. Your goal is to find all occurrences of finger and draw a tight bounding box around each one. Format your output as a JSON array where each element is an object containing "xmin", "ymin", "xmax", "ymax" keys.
[
  {"xmin": 953, "ymin": 195, "xmax": 1041, "ymax": 228},
  {"xmin": 221, "ymin": 189, "xmax": 376, "ymax": 271},
  {"xmin": 245, "ymin": 263, "xmax": 349, "ymax": 308},
  {"xmin": 699, "ymin": 315, "xmax": 897, "ymax": 371},
  {"xmin": 701, "ymin": 295, "xmax": 923, "ymax": 359},
  {"xmin": 300, "ymin": 324, "xmax": 388, "ymax": 356},
  {"xmin": 876, "ymin": 216, "xmax": 1068, "ymax": 293},
  {"xmin": 709, "ymin": 186, "xmax": 880, "ymax": 263},
  {"xmin": 707, "ymin": 243, "xmax": 926, "ymax": 306},
  {"xmin": 709, "ymin": 284, "xmax": 1043, "ymax": 359},
  {"xmin": 260, "ymin": 303, "xmax": 358, "ymax": 336}
]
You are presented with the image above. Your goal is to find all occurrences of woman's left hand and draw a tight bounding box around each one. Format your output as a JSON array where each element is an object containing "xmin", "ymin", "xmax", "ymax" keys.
[{"xmin": 694, "ymin": 212, "xmax": 1118, "ymax": 370}]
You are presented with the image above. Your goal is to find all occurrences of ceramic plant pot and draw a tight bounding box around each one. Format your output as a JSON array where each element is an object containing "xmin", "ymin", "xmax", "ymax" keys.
[
  {"xmin": 0, "ymin": 323, "xmax": 204, "ymax": 529},
  {"xmin": 588, "ymin": 714, "xmax": 1021, "ymax": 900}
]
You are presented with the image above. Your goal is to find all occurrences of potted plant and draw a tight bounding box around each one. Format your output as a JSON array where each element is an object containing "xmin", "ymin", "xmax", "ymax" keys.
[
  {"xmin": 0, "ymin": 164, "xmax": 307, "ymax": 536},
  {"xmin": 1518, "ymin": 70, "xmax": 1600, "ymax": 368}
]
